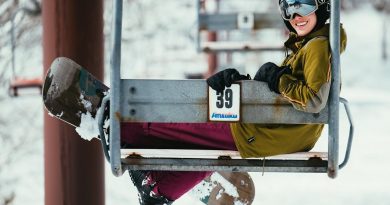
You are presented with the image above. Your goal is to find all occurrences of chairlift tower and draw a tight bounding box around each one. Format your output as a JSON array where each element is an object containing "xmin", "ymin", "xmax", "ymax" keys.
[{"xmin": 42, "ymin": 0, "xmax": 105, "ymax": 204}]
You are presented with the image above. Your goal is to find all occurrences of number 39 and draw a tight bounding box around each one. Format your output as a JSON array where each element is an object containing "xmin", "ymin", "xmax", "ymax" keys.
[{"xmin": 216, "ymin": 88, "xmax": 233, "ymax": 109}]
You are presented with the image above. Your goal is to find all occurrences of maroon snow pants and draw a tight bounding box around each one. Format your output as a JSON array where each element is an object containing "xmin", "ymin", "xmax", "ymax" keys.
[{"xmin": 121, "ymin": 122, "xmax": 237, "ymax": 200}]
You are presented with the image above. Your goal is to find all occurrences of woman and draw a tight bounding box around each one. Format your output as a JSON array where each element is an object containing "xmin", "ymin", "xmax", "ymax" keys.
[{"xmin": 122, "ymin": 0, "xmax": 347, "ymax": 204}]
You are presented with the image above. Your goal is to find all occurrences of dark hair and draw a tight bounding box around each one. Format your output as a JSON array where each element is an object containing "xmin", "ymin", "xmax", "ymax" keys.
[{"xmin": 281, "ymin": 1, "xmax": 330, "ymax": 33}]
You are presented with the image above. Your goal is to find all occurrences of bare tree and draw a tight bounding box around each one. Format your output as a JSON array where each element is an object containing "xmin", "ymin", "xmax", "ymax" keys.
[
  {"xmin": 0, "ymin": 1, "xmax": 42, "ymax": 203},
  {"xmin": 0, "ymin": 107, "xmax": 16, "ymax": 205},
  {"xmin": 371, "ymin": 0, "xmax": 390, "ymax": 60},
  {"xmin": 372, "ymin": 0, "xmax": 390, "ymax": 11},
  {"xmin": 0, "ymin": 0, "xmax": 41, "ymax": 87}
]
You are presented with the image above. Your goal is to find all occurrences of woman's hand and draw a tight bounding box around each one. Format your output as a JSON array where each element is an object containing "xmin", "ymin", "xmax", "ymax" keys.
[
  {"xmin": 254, "ymin": 62, "xmax": 292, "ymax": 94},
  {"xmin": 207, "ymin": 68, "xmax": 251, "ymax": 92}
]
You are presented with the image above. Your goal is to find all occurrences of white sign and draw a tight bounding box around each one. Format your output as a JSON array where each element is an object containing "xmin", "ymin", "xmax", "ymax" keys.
[{"xmin": 208, "ymin": 84, "xmax": 241, "ymax": 122}]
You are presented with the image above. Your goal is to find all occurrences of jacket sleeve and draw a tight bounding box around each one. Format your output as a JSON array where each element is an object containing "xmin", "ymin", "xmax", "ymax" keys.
[{"xmin": 278, "ymin": 38, "xmax": 331, "ymax": 113}]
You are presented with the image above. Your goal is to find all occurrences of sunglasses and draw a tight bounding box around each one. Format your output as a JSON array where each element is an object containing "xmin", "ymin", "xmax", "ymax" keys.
[{"xmin": 279, "ymin": 0, "xmax": 324, "ymax": 20}]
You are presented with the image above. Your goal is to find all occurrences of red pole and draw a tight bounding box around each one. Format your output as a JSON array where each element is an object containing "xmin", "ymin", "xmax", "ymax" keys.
[
  {"xmin": 207, "ymin": 32, "xmax": 218, "ymax": 76},
  {"xmin": 42, "ymin": 0, "xmax": 104, "ymax": 204},
  {"xmin": 204, "ymin": 0, "xmax": 218, "ymax": 77}
]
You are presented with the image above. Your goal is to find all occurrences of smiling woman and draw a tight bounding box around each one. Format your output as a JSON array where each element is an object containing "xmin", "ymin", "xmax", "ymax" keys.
[
  {"xmin": 279, "ymin": 0, "xmax": 331, "ymax": 34},
  {"xmin": 289, "ymin": 13, "xmax": 317, "ymax": 36}
]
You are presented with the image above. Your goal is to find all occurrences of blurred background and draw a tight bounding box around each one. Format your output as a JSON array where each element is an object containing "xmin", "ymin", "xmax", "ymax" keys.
[{"xmin": 1, "ymin": 0, "xmax": 390, "ymax": 204}]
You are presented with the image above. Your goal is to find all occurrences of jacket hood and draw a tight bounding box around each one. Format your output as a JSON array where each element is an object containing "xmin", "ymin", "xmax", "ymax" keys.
[{"xmin": 284, "ymin": 23, "xmax": 347, "ymax": 53}]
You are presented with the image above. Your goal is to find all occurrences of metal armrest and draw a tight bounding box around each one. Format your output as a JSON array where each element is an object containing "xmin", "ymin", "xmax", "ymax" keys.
[{"xmin": 339, "ymin": 97, "xmax": 354, "ymax": 169}]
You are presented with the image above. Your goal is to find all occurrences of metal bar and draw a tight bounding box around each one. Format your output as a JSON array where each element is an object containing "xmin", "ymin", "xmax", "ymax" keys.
[
  {"xmin": 120, "ymin": 79, "xmax": 328, "ymax": 123},
  {"xmin": 198, "ymin": 13, "xmax": 283, "ymax": 31},
  {"xmin": 121, "ymin": 158, "xmax": 328, "ymax": 173},
  {"xmin": 110, "ymin": 0, "xmax": 124, "ymax": 177},
  {"xmin": 328, "ymin": 0, "xmax": 341, "ymax": 178},
  {"xmin": 339, "ymin": 98, "xmax": 354, "ymax": 169},
  {"xmin": 121, "ymin": 149, "xmax": 328, "ymax": 160},
  {"xmin": 98, "ymin": 95, "xmax": 110, "ymax": 162},
  {"xmin": 201, "ymin": 42, "xmax": 284, "ymax": 53}
]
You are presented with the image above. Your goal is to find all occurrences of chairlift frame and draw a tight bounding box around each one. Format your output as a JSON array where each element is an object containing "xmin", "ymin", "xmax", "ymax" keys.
[{"xmin": 98, "ymin": 0, "xmax": 354, "ymax": 179}]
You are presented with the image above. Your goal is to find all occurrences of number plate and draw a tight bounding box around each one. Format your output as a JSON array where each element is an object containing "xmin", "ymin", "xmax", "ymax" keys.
[{"xmin": 208, "ymin": 84, "xmax": 241, "ymax": 122}]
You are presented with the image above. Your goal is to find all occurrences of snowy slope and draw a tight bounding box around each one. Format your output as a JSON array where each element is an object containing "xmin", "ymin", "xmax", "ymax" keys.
[{"xmin": 1, "ymin": 1, "xmax": 390, "ymax": 205}]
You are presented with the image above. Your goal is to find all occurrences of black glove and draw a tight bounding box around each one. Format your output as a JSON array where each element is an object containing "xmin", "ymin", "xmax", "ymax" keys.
[
  {"xmin": 207, "ymin": 68, "xmax": 251, "ymax": 92},
  {"xmin": 254, "ymin": 62, "xmax": 292, "ymax": 94}
]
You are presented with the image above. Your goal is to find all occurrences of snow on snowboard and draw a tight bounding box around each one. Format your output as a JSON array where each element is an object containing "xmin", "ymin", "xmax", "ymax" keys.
[
  {"xmin": 192, "ymin": 171, "xmax": 255, "ymax": 205},
  {"xmin": 43, "ymin": 57, "xmax": 255, "ymax": 205}
]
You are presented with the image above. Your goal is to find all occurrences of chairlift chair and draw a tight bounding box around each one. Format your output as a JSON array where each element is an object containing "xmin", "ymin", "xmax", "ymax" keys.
[
  {"xmin": 9, "ymin": 77, "xmax": 43, "ymax": 96},
  {"xmin": 196, "ymin": 0, "xmax": 285, "ymax": 53},
  {"xmin": 97, "ymin": 0, "xmax": 354, "ymax": 179},
  {"xmin": 8, "ymin": 3, "xmax": 42, "ymax": 97}
]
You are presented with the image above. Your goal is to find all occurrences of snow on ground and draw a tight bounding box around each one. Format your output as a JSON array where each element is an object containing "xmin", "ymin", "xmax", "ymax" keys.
[{"xmin": 1, "ymin": 1, "xmax": 390, "ymax": 205}]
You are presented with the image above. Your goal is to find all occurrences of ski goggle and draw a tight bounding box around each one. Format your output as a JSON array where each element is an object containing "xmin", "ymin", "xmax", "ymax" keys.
[{"xmin": 279, "ymin": 0, "xmax": 323, "ymax": 20}]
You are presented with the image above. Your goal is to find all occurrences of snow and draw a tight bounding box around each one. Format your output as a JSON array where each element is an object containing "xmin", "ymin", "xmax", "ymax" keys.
[
  {"xmin": 79, "ymin": 94, "xmax": 93, "ymax": 111},
  {"xmin": 191, "ymin": 177, "xmax": 215, "ymax": 200},
  {"xmin": 74, "ymin": 94, "xmax": 100, "ymax": 141},
  {"xmin": 190, "ymin": 172, "xmax": 240, "ymax": 203},
  {"xmin": 210, "ymin": 173, "xmax": 239, "ymax": 198},
  {"xmin": 75, "ymin": 112, "xmax": 99, "ymax": 141},
  {"xmin": 1, "ymin": 1, "xmax": 390, "ymax": 205}
]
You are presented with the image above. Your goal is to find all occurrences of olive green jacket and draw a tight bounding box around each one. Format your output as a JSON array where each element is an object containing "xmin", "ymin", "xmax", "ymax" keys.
[{"xmin": 230, "ymin": 24, "xmax": 347, "ymax": 158}]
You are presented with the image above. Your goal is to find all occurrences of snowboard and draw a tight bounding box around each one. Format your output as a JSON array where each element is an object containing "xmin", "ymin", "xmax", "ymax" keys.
[
  {"xmin": 193, "ymin": 172, "xmax": 255, "ymax": 205},
  {"xmin": 43, "ymin": 57, "xmax": 109, "ymax": 129},
  {"xmin": 43, "ymin": 57, "xmax": 255, "ymax": 205}
]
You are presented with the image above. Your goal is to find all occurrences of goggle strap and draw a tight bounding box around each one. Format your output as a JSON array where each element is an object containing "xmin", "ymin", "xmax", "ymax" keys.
[{"xmin": 317, "ymin": 0, "xmax": 329, "ymax": 6}]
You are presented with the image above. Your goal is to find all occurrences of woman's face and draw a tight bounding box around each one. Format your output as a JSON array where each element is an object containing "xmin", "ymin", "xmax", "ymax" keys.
[{"xmin": 289, "ymin": 13, "xmax": 317, "ymax": 36}]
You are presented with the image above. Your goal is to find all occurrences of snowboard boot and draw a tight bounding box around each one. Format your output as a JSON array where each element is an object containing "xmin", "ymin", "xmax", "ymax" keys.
[{"xmin": 129, "ymin": 170, "xmax": 173, "ymax": 205}]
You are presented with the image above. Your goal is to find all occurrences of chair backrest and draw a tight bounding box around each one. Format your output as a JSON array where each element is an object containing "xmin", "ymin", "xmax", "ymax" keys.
[{"xmin": 120, "ymin": 79, "xmax": 328, "ymax": 124}]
